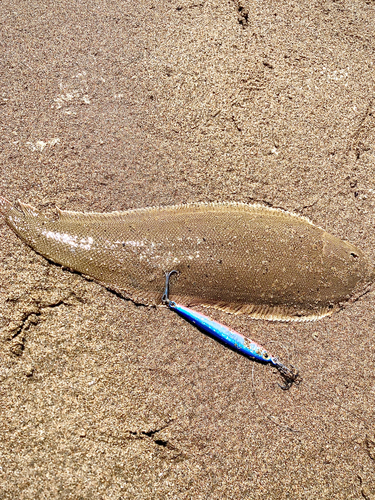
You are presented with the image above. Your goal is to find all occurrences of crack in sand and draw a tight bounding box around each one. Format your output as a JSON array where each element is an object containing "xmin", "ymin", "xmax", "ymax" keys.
[{"xmin": 4, "ymin": 292, "xmax": 85, "ymax": 357}]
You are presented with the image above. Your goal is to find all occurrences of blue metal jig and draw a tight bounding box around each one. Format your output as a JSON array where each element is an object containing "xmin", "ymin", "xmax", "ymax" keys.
[{"xmin": 162, "ymin": 271, "xmax": 299, "ymax": 389}]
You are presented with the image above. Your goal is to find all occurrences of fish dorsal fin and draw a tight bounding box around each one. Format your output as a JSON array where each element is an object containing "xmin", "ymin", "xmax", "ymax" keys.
[
  {"xmin": 55, "ymin": 206, "xmax": 126, "ymax": 223},
  {"xmin": 55, "ymin": 201, "xmax": 314, "ymax": 226}
]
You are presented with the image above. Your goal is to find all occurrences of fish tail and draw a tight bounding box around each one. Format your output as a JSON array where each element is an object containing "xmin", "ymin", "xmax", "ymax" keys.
[
  {"xmin": 0, "ymin": 196, "xmax": 16, "ymax": 218},
  {"xmin": 0, "ymin": 197, "xmax": 45, "ymax": 250},
  {"xmin": 0, "ymin": 197, "xmax": 41, "ymax": 219},
  {"xmin": 0, "ymin": 197, "xmax": 28, "ymax": 235}
]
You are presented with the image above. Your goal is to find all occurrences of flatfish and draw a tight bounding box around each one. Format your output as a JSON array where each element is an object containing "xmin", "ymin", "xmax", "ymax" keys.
[{"xmin": 0, "ymin": 197, "xmax": 373, "ymax": 321}]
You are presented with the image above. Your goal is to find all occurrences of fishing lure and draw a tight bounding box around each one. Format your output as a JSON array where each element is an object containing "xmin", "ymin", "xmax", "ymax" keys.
[
  {"xmin": 162, "ymin": 271, "xmax": 298, "ymax": 388},
  {"xmin": 0, "ymin": 197, "xmax": 373, "ymax": 322}
]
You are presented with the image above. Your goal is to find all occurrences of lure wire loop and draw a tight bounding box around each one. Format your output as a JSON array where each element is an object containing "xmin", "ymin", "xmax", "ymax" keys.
[{"xmin": 162, "ymin": 270, "xmax": 179, "ymax": 306}]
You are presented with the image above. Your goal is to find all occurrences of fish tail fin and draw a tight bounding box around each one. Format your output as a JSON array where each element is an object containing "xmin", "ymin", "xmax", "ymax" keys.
[
  {"xmin": 0, "ymin": 196, "xmax": 28, "ymax": 235},
  {"xmin": 0, "ymin": 197, "xmax": 40, "ymax": 219},
  {"xmin": 0, "ymin": 197, "xmax": 45, "ymax": 248},
  {"xmin": 0, "ymin": 196, "xmax": 15, "ymax": 217}
]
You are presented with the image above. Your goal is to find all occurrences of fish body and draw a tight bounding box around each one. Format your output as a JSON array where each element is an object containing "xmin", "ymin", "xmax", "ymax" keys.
[{"xmin": 0, "ymin": 197, "xmax": 373, "ymax": 321}]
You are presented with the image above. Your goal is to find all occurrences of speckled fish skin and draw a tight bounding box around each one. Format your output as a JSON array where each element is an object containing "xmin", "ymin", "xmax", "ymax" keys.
[{"xmin": 0, "ymin": 197, "xmax": 373, "ymax": 321}]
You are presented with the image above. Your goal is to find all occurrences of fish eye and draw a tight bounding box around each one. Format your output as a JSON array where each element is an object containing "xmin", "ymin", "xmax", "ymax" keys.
[{"xmin": 350, "ymin": 252, "xmax": 358, "ymax": 259}]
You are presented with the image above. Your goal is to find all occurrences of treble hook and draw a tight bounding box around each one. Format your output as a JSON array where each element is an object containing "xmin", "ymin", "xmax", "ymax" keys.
[{"xmin": 270, "ymin": 357, "xmax": 300, "ymax": 390}]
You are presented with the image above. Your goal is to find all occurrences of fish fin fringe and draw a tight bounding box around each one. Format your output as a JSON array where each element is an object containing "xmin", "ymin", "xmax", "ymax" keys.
[
  {"xmin": 55, "ymin": 207, "xmax": 127, "ymax": 223},
  {"xmin": 88, "ymin": 279, "xmax": 336, "ymax": 322},
  {"xmin": 54, "ymin": 201, "xmax": 314, "ymax": 225},
  {"xmin": 3, "ymin": 198, "xmax": 314, "ymax": 227},
  {"xmin": 177, "ymin": 296, "xmax": 336, "ymax": 322}
]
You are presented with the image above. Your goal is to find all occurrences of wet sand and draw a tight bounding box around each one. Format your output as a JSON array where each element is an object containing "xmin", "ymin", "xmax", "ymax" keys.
[{"xmin": 1, "ymin": 1, "xmax": 375, "ymax": 498}]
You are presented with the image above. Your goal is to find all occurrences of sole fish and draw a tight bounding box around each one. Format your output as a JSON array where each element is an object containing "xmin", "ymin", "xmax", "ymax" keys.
[{"xmin": 0, "ymin": 197, "xmax": 373, "ymax": 321}]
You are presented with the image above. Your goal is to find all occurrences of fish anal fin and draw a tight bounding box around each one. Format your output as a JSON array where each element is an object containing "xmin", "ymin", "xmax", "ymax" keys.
[{"xmin": 174, "ymin": 296, "xmax": 337, "ymax": 322}]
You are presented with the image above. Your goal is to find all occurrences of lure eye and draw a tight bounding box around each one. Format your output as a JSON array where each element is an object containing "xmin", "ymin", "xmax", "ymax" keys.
[{"xmin": 263, "ymin": 352, "xmax": 270, "ymax": 360}]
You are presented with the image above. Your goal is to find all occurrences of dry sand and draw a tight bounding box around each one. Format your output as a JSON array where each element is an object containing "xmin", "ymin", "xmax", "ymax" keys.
[{"xmin": 1, "ymin": 0, "xmax": 375, "ymax": 498}]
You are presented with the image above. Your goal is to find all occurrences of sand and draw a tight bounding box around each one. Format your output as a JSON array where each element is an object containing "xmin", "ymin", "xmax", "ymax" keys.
[{"xmin": 1, "ymin": 0, "xmax": 375, "ymax": 498}]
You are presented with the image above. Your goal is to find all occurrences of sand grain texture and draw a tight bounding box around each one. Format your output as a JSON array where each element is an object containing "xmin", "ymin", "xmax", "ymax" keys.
[{"xmin": 1, "ymin": 1, "xmax": 375, "ymax": 499}]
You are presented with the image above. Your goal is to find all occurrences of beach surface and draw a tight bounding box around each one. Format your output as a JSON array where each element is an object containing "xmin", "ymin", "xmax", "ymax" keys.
[{"xmin": 1, "ymin": 1, "xmax": 375, "ymax": 498}]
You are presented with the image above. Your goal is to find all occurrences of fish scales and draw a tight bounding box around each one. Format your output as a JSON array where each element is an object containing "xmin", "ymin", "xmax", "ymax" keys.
[{"xmin": 0, "ymin": 197, "xmax": 373, "ymax": 321}]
